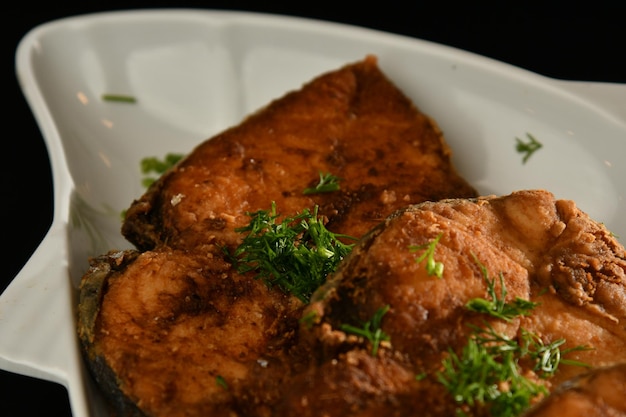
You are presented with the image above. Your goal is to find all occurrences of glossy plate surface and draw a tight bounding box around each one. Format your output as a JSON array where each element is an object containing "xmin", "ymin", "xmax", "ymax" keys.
[{"xmin": 4, "ymin": 9, "xmax": 626, "ymax": 416}]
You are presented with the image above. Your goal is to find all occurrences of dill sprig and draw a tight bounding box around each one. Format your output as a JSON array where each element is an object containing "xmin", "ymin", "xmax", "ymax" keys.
[
  {"xmin": 409, "ymin": 233, "xmax": 445, "ymax": 278},
  {"xmin": 518, "ymin": 328, "xmax": 592, "ymax": 376},
  {"xmin": 340, "ymin": 305, "xmax": 391, "ymax": 356},
  {"xmin": 140, "ymin": 153, "xmax": 185, "ymax": 188},
  {"xmin": 466, "ymin": 256, "xmax": 538, "ymax": 321},
  {"xmin": 101, "ymin": 93, "xmax": 137, "ymax": 103},
  {"xmin": 438, "ymin": 326, "xmax": 549, "ymax": 417},
  {"xmin": 515, "ymin": 133, "xmax": 543, "ymax": 164},
  {"xmin": 303, "ymin": 171, "xmax": 342, "ymax": 195},
  {"xmin": 437, "ymin": 258, "xmax": 591, "ymax": 417},
  {"xmin": 230, "ymin": 202, "xmax": 356, "ymax": 302}
]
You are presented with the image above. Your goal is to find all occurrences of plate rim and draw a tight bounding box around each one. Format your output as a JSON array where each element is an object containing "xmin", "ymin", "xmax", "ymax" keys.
[{"xmin": 6, "ymin": 8, "xmax": 626, "ymax": 417}]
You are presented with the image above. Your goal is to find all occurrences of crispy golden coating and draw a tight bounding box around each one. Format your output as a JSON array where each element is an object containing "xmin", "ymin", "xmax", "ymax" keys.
[
  {"xmin": 285, "ymin": 190, "xmax": 626, "ymax": 416},
  {"xmin": 79, "ymin": 248, "xmax": 306, "ymax": 417},
  {"xmin": 79, "ymin": 55, "xmax": 626, "ymax": 417},
  {"xmin": 79, "ymin": 56, "xmax": 478, "ymax": 417},
  {"xmin": 121, "ymin": 55, "xmax": 477, "ymax": 253}
]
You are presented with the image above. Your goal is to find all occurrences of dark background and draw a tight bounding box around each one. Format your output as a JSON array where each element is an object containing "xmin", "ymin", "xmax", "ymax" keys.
[{"xmin": 3, "ymin": 2, "xmax": 625, "ymax": 416}]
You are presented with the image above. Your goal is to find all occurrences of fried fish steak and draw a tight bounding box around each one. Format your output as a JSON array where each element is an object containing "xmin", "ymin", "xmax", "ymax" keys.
[
  {"xmin": 121, "ymin": 54, "xmax": 477, "ymax": 253},
  {"xmin": 78, "ymin": 55, "xmax": 478, "ymax": 417},
  {"xmin": 78, "ymin": 249, "xmax": 307, "ymax": 417},
  {"xmin": 280, "ymin": 189, "xmax": 626, "ymax": 417}
]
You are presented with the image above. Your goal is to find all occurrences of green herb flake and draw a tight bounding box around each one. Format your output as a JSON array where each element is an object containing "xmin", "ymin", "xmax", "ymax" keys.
[
  {"xmin": 438, "ymin": 261, "xmax": 591, "ymax": 417},
  {"xmin": 340, "ymin": 305, "xmax": 391, "ymax": 356},
  {"xmin": 229, "ymin": 202, "xmax": 356, "ymax": 302},
  {"xmin": 140, "ymin": 153, "xmax": 185, "ymax": 188},
  {"xmin": 409, "ymin": 233, "xmax": 444, "ymax": 278},
  {"xmin": 518, "ymin": 328, "xmax": 593, "ymax": 376},
  {"xmin": 215, "ymin": 375, "xmax": 228, "ymax": 389},
  {"xmin": 415, "ymin": 372, "xmax": 427, "ymax": 381},
  {"xmin": 299, "ymin": 311, "xmax": 319, "ymax": 329},
  {"xmin": 466, "ymin": 255, "xmax": 538, "ymax": 321},
  {"xmin": 303, "ymin": 171, "xmax": 342, "ymax": 195},
  {"xmin": 101, "ymin": 94, "xmax": 137, "ymax": 103},
  {"xmin": 438, "ymin": 328, "xmax": 548, "ymax": 417},
  {"xmin": 515, "ymin": 133, "xmax": 542, "ymax": 164}
]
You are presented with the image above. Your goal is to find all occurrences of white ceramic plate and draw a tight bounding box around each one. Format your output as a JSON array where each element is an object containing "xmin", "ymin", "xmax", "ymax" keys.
[{"xmin": 3, "ymin": 9, "xmax": 625, "ymax": 417}]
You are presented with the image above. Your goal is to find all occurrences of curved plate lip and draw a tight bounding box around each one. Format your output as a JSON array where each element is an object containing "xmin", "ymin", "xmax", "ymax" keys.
[{"xmin": 5, "ymin": 8, "xmax": 626, "ymax": 417}]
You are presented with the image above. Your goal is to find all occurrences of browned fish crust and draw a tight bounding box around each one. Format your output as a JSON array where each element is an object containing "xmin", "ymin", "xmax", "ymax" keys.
[
  {"xmin": 282, "ymin": 190, "xmax": 626, "ymax": 417},
  {"xmin": 79, "ymin": 55, "xmax": 478, "ymax": 417},
  {"xmin": 121, "ymin": 55, "xmax": 477, "ymax": 253},
  {"xmin": 79, "ymin": 248, "xmax": 307, "ymax": 417}
]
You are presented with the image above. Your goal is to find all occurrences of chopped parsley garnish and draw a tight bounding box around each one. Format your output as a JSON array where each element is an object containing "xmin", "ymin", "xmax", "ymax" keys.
[
  {"xmin": 409, "ymin": 233, "xmax": 444, "ymax": 278},
  {"xmin": 303, "ymin": 171, "xmax": 342, "ymax": 195},
  {"xmin": 515, "ymin": 133, "xmax": 542, "ymax": 164},
  {"xmin": 101, "ymin": 93, "xmax": 137, "ymax": 103},
  {"xmin": 340, "ymin": 305, "xmax": 391, "ymax": 356},
  {"xmin": 437, "ymin": 258, "xmax": 591, "ymax": 417},
  {"xmin": 140, "ymin": 153, "xmax": 185, "ymax": 188},
  {"xmin": 230, "ymin": 202, "xmax": 356, "ymax": 302}
]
